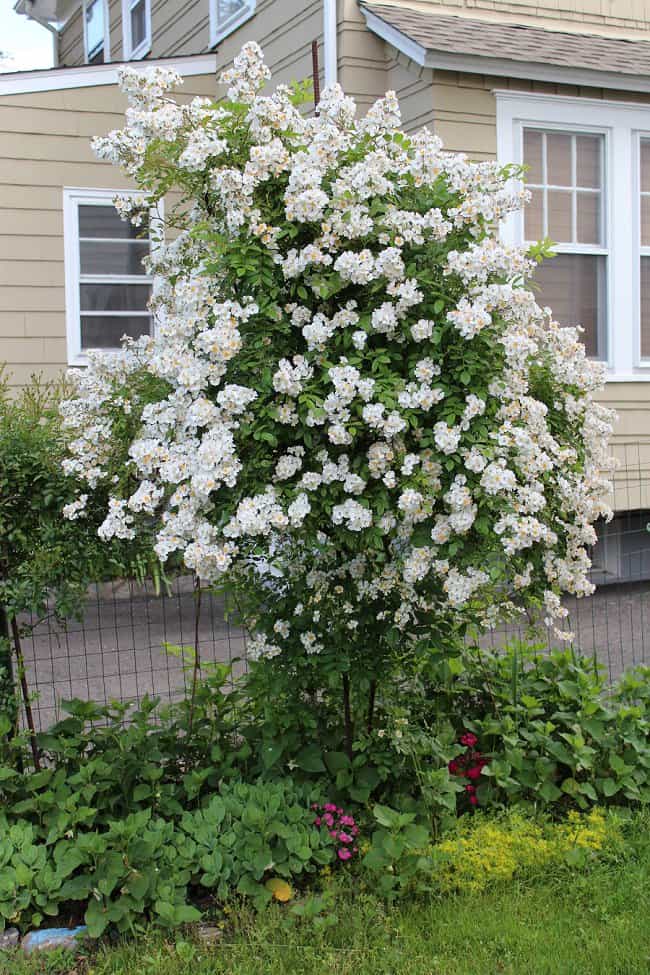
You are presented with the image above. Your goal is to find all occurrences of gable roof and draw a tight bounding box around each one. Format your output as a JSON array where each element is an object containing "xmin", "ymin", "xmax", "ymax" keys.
[{"xmin": 361, "ymin": 2, "xmax": 650, "ymax": 92}]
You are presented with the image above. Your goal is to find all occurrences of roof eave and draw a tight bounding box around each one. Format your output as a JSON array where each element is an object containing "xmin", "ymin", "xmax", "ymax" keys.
[
  {"xmin": 13, "ymin": 0, "xmax": 80, "ymax": 30},
  {"xmin": 361, "ymin": 4, "xmax": 650, "ymax": 95}
]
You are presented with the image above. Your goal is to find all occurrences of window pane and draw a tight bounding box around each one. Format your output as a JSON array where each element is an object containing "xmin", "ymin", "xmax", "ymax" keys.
[
  {"xmin": 641, "ymin": 257, "xmax": 650, "ymax": 359},
  {"xmin": 534, "ymin": 253, "xmax": 606, "ymax": 359},
  {"xmin": 576, "ymin": 192, "xmax": 601, "ymax": 245},
  {"xmin": 546, "ymin": 132, "xmax": 572, "ymax": 186},
  {"xmin": 79, "ymin": 205, "xmax": 146, "ymax": 239},
  {"xmin": 641, "ymin": 196, "xmax": 650, "ymax": 248},
  {"xmin": 217, "ymin": 0, "xmax": 247, "ymax": 23},
  {"xmin": 576, "ymin": 135, "xmax": 601, "ymax": 189},
  {"xmin": 641, "ymin": 140, "xmax": 650, "ymax": 193},
  {"xmin": 523, "ymin": 129, "xmax": 543, "ymax": 184},
  {"xmin": 81, "ymin": 315, "xmax": 151, "ymax": 349},
  {"xmin": 524, "ymin": 188, "xmax": 543, "ymax": 241},
  {"xmin": 80, "ymin": 283, "xmax": 151, "ymax": 312},
  {"xmin": 547, "ymin": 189, "xmax": 573, "ymax": 242},
  {"xmin": 80, "ymin": 240, "xmax": 150, "ymax": 275},
  {"xmin": 86, "ymin": 0, "xmax": 104, "ymax": 57},
  {"xmin": 131, "ymin": 0, "xmax": 147, "ymax": 49}
]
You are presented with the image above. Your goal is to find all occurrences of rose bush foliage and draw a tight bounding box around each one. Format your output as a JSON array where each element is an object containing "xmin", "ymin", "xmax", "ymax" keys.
[{"xmin": 61, "ymin": 43, "xmax": 614, "ymax": 671}]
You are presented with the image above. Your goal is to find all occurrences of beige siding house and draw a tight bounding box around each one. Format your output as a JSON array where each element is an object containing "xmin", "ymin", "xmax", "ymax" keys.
[{"xmin": 4, "ymin": 0, "xmax": 650, "ymax": 576}]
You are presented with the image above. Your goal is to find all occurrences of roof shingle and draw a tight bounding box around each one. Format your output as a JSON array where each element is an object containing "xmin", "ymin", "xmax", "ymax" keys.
[{"xmin": 362, "ymin": 2, "xmax": 650, "ymax": 77}]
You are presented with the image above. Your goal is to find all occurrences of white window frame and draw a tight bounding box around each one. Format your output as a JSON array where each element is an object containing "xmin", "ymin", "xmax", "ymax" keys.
[
  {"xmin": 209, "ymin": 0, "xmax": 255, "ymax": 49},
  {"xmin": 83, "ymin": 0, "xmax": 110, "ymax": 64},
  {"xmin": 497, "ymin": 91, "xmax": 650, "ymax": 381},
  {"xmin": 63, "ymin": 187, "xmax": 161, "ymax": 366},
  {"xmin": 122, "ymin": 0, "xmax": 151, "ymax": 60}
]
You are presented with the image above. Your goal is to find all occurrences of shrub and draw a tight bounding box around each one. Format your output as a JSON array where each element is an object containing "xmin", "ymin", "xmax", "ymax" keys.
[
  {"xmin": 0, "ymin": 779, "xmax": 337, "ymax": 935},
  {"xmin": 0, "ymin": 370, "xmax": 154, "ymax": 751},
  {"xmin": 61, "ymin": 42, "xmax": 614, "ymax": 760},
  {"xmin": 422, "ymin": 644, "xmax": 650, "ymax": 811}
]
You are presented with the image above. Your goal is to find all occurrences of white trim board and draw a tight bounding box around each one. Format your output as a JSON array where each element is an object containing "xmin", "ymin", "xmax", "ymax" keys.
[
  {"xmin": 0, "ymin": 53, "xmax": 217, "ymax": 96},
  {"xmin": 121, "ymin": 0, "xmax": 151, "ymax": 61},
  {"xmin": 361, "ymin": 6, "xmax": 650, "ymax": 95},
  {"xmin": 496, "ymin": 91, "xmax": 650, "ymax": 381},
  {"xmin": 63, "ymin": 186, "xmax": 162, "ymax": 366}
]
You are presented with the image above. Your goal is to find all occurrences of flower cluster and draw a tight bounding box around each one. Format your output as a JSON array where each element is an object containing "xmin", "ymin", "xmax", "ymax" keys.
[
  {"xmin": 448, "ymin": 732, "xmax": 489, "ymax": 806},
  {"xmin": 312, "ymin": 803, "xmax": 360, "ymax": 861},
  {"xmin": 61, "ymin": 41, "xmax": 614, "ymax": 666}
]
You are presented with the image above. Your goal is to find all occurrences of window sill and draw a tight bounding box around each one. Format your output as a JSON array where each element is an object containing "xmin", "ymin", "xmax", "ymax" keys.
[
  {"xmin": 605, "ymin": 372, "xmax": 650, "ymax": 382},
  {"xmin": 127, "ymin": 40, "xmax": 151, "ymax": 61}
]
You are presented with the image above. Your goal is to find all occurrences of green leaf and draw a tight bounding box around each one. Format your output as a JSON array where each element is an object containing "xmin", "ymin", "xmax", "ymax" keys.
[
  {"xmin": 602, "ymin": 777, "xmax": 620, "ymax": 797},
  {"xmin": 295, "ymin": 745, "xmax": 326, "ymax": 774},
  {"xmin": 85, "ymin": 898, "xmax": 110, "ymax": 938}
]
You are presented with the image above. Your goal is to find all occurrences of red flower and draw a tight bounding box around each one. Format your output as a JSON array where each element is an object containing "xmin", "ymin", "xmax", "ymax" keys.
[
  {"xmin": 460, "ymin": 732, "xmax": 478, "ymax": 747},
  {"xmin": 469, "ymin": 794, "xmax": 478, "ymax": 806},
  {"xmin": 466, "ymin": 765, "xmax": 482, "ymax": 780}
]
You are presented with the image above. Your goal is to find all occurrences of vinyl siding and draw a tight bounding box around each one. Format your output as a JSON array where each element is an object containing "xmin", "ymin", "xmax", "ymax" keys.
[
  {"xmin": 59, "ymin": 0, "xmax": 324, "ymax": 82},
  {"xmin": 0, "ymin": 72, "xmax": 217, "ymax": 389}
]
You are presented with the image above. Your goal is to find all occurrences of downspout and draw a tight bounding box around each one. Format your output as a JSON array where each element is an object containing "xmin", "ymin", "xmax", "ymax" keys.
[
  {"xmin": 323, "ymin": 0, "xmax": 337, "ymax": 88},
  {"xmin": 15, "ymin": 1, "xmax": 60, "ymax": 66}
]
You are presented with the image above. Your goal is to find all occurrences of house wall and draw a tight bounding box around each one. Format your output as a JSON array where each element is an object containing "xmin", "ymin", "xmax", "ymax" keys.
[
  {"xmin": 59, "ymin": 0, "xmax": 324, "ymax": 79},
  {"xmin": 0, "ymin": 70, "xmax": 218, "ymax": 389}
]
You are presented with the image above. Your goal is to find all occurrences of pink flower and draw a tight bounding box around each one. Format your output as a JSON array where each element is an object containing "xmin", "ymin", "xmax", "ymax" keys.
[
  {"xmin": 313, "ymin": 817, "xmax": 321, "ymax": 827},
  {"xmin": 340, "ymin": 815, "xmax": 355, "ymax": 827},
  {"xmin": 323, "ymin": 813, "xmax": 334, "ymax": 827},
  {"xmin": 329, "ymin": 830, "xmax": 339, "ymax": 839},
  {"xmin": 324, "ymin": 803, "xmax": 338, "ymax": 813},
  {"xmin": 338, "ymin": 848, "xmax": 352, "ymax": 861},
  {"xmin": 338, "ymin": 832, "xmax": 353, "ymax": 844}
]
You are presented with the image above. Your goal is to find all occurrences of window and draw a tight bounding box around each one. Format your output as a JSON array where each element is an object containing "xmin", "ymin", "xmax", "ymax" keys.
[
  {"xmin": 497, "ymin": 91, "xmax": 650, "ymax": 379},
  {"xmin": 209, "ymin": 0, "xmax": 255, "ymax": 48},
  {"xmin": 522, "ymin": 128, "xmax": 607, "ymax": 359},
  {"xmin": 122, "ymin": 0, "xmax": 151, "ymax": 60},
  {"xmin": 640, "ymin": 140, "xmax": 650, "ymax": 360},
  {"xmin": 64, "ymin": 189, "xmax": 157, "ymax": 366},
  {"xmin": 84, "ymin": 0, "xmax": 109, "ymax": 64}
]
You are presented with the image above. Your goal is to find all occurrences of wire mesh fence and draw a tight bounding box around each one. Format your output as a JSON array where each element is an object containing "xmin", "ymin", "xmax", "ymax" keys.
[{"xmin": 17, "ymin": 577, "xmax": 247, "ymax": 731}]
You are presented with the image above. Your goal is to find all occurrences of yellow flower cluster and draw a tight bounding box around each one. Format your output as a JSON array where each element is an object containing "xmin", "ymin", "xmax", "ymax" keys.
[{"xmin": 432, "ymin": 808, "xmax": 617, "ymax": 894}]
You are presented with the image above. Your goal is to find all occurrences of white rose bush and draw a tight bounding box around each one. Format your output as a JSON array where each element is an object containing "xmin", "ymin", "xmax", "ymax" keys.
[{"xmin": 61, "ymin": 43, "xmax": 615, "ymax": 754}]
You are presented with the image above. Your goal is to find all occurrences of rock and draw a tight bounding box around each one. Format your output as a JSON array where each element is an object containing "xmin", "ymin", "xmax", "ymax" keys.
[
  {"xmin": 197, "ymin": 924, "xmax": 223, "ymax": 944},
  {"xmin": 0, "ymin": 928, "xmax": 19, "ymax": 950},
  {"xmin": 22, "ymin": 926, "xmax": 88, "ymax": 954}
]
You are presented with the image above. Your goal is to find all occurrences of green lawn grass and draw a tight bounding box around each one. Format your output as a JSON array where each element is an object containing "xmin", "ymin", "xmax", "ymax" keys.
[{"xmin": 4, "ymin": 820, "xmax": 650, "ymax": 975}]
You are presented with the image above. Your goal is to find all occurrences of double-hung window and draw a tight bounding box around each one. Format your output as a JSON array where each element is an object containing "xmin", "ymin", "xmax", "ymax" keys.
[
  {"xmin": 497, "ymin": 91, "xmax": 650, "ymax": 378},
  {"xmin": 209, "ymin": 0, "xmax": 255, "ymax": 48},
  {"xmin": 83, "ymin": 0, "xmax": 109, "ymax": 64},
  {"xmin": 522, "ymin": 128, "xmax": 607, "ymax": 359},
  {"xmin": 122, "ymin": 0, "xmax": 151, "ymax": 59},
  {"xmin": 64, "ymin": 189, "xmax": 156, "ymax": 366}
]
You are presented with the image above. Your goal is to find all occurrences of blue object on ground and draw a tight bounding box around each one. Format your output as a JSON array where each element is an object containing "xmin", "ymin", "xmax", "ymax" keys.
[{"xmin": 22, "ymin": 926, "xmax": 88, "ymax": 953}]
